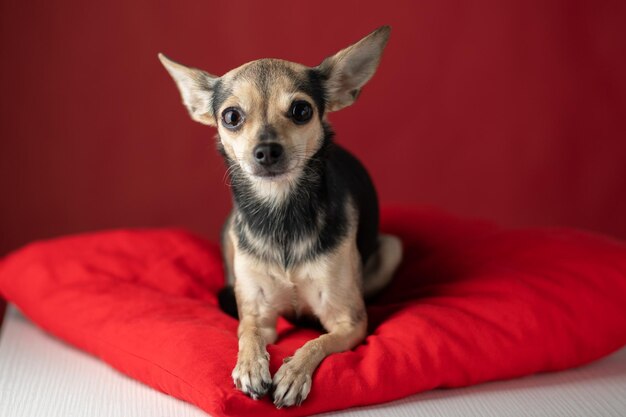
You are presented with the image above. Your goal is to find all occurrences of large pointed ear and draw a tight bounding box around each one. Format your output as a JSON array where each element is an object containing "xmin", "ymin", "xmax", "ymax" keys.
[
  {"xmin": 317, "ymin": 26, "xmax": 391, "ymax": 112},
  {"xmin": 158, "ymin": 53, "xmax": 219, "ymax": 126}
]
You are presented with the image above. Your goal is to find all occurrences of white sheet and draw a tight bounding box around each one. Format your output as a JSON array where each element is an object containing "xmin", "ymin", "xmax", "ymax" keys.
[{"xmin": 1, "ymin": 306, "xmax": 625, "ymax": 417}]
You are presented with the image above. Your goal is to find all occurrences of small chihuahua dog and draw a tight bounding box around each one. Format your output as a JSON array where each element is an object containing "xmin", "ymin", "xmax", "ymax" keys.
[{"xmin": 159, "ymin": 26, "xmax": 402, "ymax": 408}]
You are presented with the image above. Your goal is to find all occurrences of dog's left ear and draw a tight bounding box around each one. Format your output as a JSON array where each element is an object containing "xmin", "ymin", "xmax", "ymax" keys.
[
  {"xmin": 158, "ymin": 53, "xmax": 219, "ymax": 126},
  {"xmin": 317, "ymin": 26, "xmax": 391, "ymax": 112}
]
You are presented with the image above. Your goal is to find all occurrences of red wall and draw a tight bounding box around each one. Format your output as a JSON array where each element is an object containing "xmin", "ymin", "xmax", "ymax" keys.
[{"xmin": 1, "ymin": 0, "xmax": 626, "ymax": 255}]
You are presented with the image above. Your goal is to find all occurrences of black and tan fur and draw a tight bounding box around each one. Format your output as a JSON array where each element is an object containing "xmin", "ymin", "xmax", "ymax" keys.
[{"xmin": 159, "ymin": 26, "xmax": 402, "ymax": 408}]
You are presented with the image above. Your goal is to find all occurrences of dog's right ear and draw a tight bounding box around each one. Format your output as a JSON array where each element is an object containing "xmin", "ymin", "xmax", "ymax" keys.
[{"xmin": 158, "ymin": 53, "xmax": 218, "ymax": 126}]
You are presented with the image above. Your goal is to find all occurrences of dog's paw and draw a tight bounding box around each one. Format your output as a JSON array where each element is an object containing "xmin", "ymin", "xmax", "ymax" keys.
[
  {"xmin": 232, "ymin": 351, "xmax": 272, "ymax": 400},
  {"xmin": 272, "ymin": 357, "xmax": 312, "ymax": 408}
]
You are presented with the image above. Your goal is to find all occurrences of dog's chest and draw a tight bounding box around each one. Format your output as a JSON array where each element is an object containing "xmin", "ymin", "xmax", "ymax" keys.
[{"xmin": 264, "ymin": 261, "xmax": 332, "ymax": 318}]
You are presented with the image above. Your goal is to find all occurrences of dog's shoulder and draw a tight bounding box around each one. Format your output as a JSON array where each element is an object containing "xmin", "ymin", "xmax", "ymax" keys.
[{"xmin": 326, "ymin": 144, "xmax": 380, "ymax": 264}]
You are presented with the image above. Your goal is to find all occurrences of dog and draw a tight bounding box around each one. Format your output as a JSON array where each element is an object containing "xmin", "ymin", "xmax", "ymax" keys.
[{"xmin": 159, "ymin": 25, "xmax": 402, "ymax": 408}]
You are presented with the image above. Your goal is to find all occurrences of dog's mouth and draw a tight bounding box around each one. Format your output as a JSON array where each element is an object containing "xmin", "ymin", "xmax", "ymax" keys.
[
  {"xmin": 237, "ymin": 152, "xmax": 304, "ymax": 182},
  {"xmin": 245, "ymin": 158, "xmax": 298, "ymax": 181},
  {"xmin": 251, "ymin": 168, "xmax": 293, "ymax": 180}
]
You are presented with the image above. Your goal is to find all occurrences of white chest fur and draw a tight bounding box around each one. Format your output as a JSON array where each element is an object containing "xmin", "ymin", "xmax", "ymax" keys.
[{"xmin": 233, "ymin": 225, "xmax": 363, "ymax": 327}]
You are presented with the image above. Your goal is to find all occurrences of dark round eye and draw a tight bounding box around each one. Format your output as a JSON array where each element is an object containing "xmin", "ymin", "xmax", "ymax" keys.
[
  {"xmin": 221, "ymin": 107, "xmax": 244, "ymax": 129},
  {"xmin": 290, "ymin": 101, "xmax": 313, "ymax": 124}
]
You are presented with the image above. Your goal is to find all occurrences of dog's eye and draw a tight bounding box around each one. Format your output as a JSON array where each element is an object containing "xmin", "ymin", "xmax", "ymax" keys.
[
  {"xmin": 222, "ymin": 107, "xmax": 244, "ymax": 130},
  {"xmin": 290, "ymin": 101, "xmax": 313, "ymax": 125}
]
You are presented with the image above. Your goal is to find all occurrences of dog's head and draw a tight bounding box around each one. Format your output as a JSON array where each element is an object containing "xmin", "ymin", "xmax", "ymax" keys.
[{"xmin": 159, "ymin": 26, "xmax": 390, "ymax": 197}]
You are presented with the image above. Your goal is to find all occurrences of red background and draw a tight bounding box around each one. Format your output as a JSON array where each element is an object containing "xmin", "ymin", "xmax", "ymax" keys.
[{"xmin": 1, "ymin": 0, "xmax": 625, "ymax": 255}]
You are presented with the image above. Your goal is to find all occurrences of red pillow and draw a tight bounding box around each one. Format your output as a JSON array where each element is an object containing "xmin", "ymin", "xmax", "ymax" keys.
[{"xmin": 1, "ymin": 207, "xmax": 626, "ymax": 417}]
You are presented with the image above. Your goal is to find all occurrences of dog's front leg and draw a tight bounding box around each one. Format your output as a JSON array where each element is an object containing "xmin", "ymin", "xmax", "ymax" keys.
[
  {"xmin": 232, "ymin": 309, "xmax": 276, "ymax": 399},
  {"xmin": 272, "ymin": 309, "xmax": 367, "ymax": 408},
  {"xmin": 231, "ymin": 260, "xmax": 280, "ymax": 399}
]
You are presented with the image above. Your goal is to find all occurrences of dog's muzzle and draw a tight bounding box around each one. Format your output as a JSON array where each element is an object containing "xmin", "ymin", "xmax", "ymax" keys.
[{"xmin": 252, "ymin": 143, "xmax": 289, "ymax": 177}]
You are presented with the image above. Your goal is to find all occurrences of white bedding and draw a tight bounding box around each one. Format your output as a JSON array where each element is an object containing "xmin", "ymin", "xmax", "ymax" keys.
[{"xmin": 1, "ymin": 306, "xmax": 625, "ymax": 417}]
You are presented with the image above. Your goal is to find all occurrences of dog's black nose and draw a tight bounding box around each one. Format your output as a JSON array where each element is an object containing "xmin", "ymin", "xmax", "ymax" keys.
[{"xmin": 253, "ymin": 143, "xmax": 283, "ymax": 166}]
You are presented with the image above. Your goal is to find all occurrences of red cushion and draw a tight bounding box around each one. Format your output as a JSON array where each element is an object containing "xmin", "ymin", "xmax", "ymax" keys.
[{"xmin": 1, "ymin": 207, "xmax": 626, "ymax": 417}]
